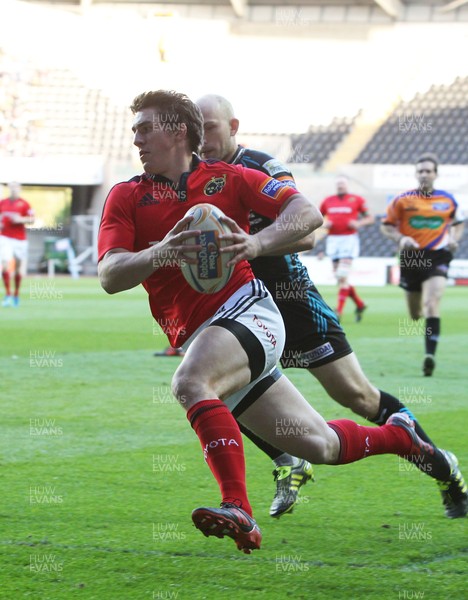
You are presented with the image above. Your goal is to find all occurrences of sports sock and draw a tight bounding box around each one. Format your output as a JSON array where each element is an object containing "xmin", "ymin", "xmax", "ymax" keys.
[
  {"xmin": 187, "ymin": 399, "xmax": 252, "ymax": 516},
  {"xmin": 371, "ymin": 390, "xmax": 435, "ymax": 445},
  {"xmin": 327, "ymin": 419, "xmax": 414, "ymax": 463},
  {"xmin": 2, "ymin": 270, "xmax": 11, "ymax": 295},
  {"xmin": 370, "ymin": 391, "xmax": 452, "ymax": 479},
  {"xmin": 14, "ymin": 273, "xmax": 22, "ymax": 296},
  {"xmin": 336, "ymin": 285, "xmax": 350, "ymax": 315},
  {"xmin": 328, "ymin": 418, "xmax": 450, "ymax": 481},
  {"xmin": 425, "ymin": 317, "xmax": 440, "ymax": 355},
  {"xmin": 347, "ymin": 285, "xmax": 365, "ymax": 309},
  {"xmin": 237, "ymin": 421, "xmax": 286, "ymax": 462}
]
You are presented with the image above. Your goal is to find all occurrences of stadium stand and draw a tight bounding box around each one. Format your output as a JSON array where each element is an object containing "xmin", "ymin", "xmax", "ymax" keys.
[
  {"xmin": 0, "ymin": 49, "xmax": 42, "ymax": 158},
  {"xmin": 355, "ymin": 76, "xmax": 468, "ymax": 165},
  {"xmin": 0, "ymin": 49, "xmax": 133, "ymax": 161},
  {"xmin": 289, "ymin": 114, "xmax": 358, "ymax": 170}
]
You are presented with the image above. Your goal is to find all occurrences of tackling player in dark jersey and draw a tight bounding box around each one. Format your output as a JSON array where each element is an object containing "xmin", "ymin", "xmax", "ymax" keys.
[{"xmin": 195, "ymin": 93, "xmax": 467, "ymax": 520}]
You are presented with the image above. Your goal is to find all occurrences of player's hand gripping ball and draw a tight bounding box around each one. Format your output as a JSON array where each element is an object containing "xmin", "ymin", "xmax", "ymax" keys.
[{"xmin": 180, "ymin": 203, "xmax": 234, "ymax": 294}]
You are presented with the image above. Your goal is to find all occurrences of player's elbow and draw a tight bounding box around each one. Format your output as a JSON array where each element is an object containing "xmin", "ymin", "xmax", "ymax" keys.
[
  {"xmin": 310, "ymin": 207, "xmax": 324, "ymax": 231},
  {"xmin": 101, "ymin": 281, "xmax": 120, "ymax": 295},
  {"xmin": 302, "ymin": 232, "xmax": 317, "ymax": 250},
  {"xmin": 98, "ymin": 261, "xmax": 119, "ymax": 294},
  {"xmin": 99, "ymin": 277, "xmax": 118, "ymax": 295}
]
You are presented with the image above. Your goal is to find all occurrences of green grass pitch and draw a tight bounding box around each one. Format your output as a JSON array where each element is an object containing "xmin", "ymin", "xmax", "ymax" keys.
[{"xmin": 1, "ymin": 278, "xmax": 466, "ymax": 600}]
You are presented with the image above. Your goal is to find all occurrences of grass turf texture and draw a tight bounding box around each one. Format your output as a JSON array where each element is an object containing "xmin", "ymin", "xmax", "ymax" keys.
[{"xmin": 1, "ymin": 278, "xmax": 466, "ymax": 600}]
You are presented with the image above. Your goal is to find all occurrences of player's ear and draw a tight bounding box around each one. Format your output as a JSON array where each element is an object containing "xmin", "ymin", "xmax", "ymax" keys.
[
  {"xmin": 174, "ymin": 122, "xmax": 187, "ymax": 141},
  {"xmin": 229, "ymin": 118, "xmax": 239, "ymax": 136}
]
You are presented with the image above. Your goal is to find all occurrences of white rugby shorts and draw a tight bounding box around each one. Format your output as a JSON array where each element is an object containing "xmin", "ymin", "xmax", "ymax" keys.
[
  {"xmin": 326, "ymin": 233, "xmax": 360, "ymax": 261},
  {"xmin": 0, "ymin": 236, "xmax": 28, "ymax": 263},
  {"xmin": 182, "ymin": 279, "xmax": 286, "ymax": 411}
]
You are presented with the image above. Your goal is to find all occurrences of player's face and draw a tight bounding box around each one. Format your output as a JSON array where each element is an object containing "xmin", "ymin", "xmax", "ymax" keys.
[
  {"xmin": 9, "ymin": 182, "xmax": 20, "ymax": 199},
  {"xmin": 132, "ymin": 108, "xmax": 180, "ymax": 176},
  {"xmin": 416, "ymin": 161, "xmax": 437, "ymax": 191},
  {"xmin": 336, "ymin": 178, "xmax": 348, "ymax": 194},
  {"xmin": 199, "ymin": 104, "xmax": 234, "ymax": 162}
]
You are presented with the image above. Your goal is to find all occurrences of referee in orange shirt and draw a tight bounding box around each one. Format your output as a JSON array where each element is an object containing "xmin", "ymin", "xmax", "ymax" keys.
[{"xmin": 381, "ymin": 154, "xmax": 465, "ymax": 376}]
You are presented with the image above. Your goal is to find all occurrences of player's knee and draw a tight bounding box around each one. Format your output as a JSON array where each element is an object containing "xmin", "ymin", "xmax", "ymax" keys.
[
  {"xmin": 171, "ymin": 365, "xmax": 207, "ymax": 408},
  {"xmin": 171, "ymin": 367, "xmax": 197, "ymax": 406},
  {"xmin": 330, "ymin": 381, "xmax": 375, "ymax": 416},
  {"xmin": 305, "ymin": 433, "xmax": 337, "ymax": 464},
  {"xmin": 348, "ymin": 390, "xmax": 375, "ymax": 417},
  {"xmin": 423, "ymin": 299, "xmax": 439, "ymax": 318},
  {"xmin": 408, "ymin": 305, "xmax": 422, "ymax": 320}
]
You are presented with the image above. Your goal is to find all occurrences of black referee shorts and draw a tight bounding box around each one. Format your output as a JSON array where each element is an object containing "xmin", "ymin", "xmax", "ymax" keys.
[{"xmin": 399, "ymin": 248, "xmax": 453, "ymax": 293}]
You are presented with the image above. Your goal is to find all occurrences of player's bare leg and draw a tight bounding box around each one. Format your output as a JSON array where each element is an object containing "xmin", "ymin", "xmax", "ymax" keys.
[
  {"xmin": 309, "ymin": 352, "xmax": 466, "ymax": 517},
  {"xmin": 309, "ymin": 353, "xmax": 378, "ymax": 418},
  {"xmin": 310, "ymin": 352, "xmax": 441, "ymax": 445},
  {"xmin": 334, "ymin": 259, "xmax": 366, "ymax": 321},
  {"xmin": 335, "ymin": 258, "xmax": 366, "ymax": 321},
  {"xmin": 172, "ymin": 324, "xmax": 419, "ymax": 551},
  {"xmin": 240, "ymin": 377, "xmax": 463, "ymax": 517},
  {"xmin": 405, "ymin": 290, "xmax": 423, "ymax": 320},
  {"xmin": 238, "ymin": 374, "xmax": 449, "ymax": 481},
  {"xmin": 422, "ymin": 276, "xmax": 445, "ymax": 319},
  {"xmin": 238, "ymin": 376, "xmax": 340, "ymax": 464},
  {"xmin": 172, "ymin": 325, "xmax": 260, "ymax": 553},
  {"xmin": 12, "ymin": 256, "xmax": 23, "ymax": 307},
  {"xmin": 420, "ymin": 276, "xmax": 446, "ymax": 376},
  {"xmin": 1, "ymin": 257, "xmax": 13, "ymax": 307},
  {"xmin": 333, "ymin": 260, "xmax": 348, "ymax": 319}
]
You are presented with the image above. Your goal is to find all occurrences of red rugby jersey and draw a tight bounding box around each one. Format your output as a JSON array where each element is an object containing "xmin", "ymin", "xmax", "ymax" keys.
[
  {"xmin": 319, "ymin": 193, "xmax": 368, "ymax": 236},
  {"xmin": 0, "ymin": 197, "xmax": 34, "ymax": 240},
  {"xmin": 98, "ymin": 158, "xmax": 298, "ymax": 347}
]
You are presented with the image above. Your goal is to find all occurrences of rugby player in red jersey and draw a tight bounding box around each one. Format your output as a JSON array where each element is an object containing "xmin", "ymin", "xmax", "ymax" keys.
[
  {"xmin": 382, "ymin": 154, "xmax": 465, "ymax": 377},
  {"xmin": 195, "ymin": 93, "xmax": 467, "ymax": 520},
  {"xmin": 0, "ymin": 182, "xmax": 34, "ymax": 307},
  {"xmin": 98, "ymin": 91, "xmax": 463, "ymax": 554},
  {"xmin": 320, "ymin": 178, "xmax": 374, "ymax": 321}
]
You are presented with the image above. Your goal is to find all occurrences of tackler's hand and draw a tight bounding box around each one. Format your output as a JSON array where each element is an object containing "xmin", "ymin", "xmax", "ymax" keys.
[{"xmin": 219, "ymin": 215, "xmax": 262, "ymax": 267}]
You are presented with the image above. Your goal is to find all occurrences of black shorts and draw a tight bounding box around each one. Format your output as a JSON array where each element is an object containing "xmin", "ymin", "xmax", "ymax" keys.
[
  {"xmin": 399, "ymin": 248, "xmax": 452, "ymax": 293},
  {"xmin": 271, "ymin": 282, "xmax": 352, "ymax": 369}
]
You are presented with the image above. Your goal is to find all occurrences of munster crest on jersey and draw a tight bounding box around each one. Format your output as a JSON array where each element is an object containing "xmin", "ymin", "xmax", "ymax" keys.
[{"xmin": 204, "ymin": 175, "xmax": 226, "ymax": 196}]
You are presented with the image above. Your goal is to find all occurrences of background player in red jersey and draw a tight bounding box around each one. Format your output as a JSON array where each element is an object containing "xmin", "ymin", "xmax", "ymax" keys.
[
  {"xmin": 98, "ymin": 91, "xmax": 461, "ymax": 554},
  {"xmin": 320, "ymin": 177, "xmax": 374, "ymax": 321},
  {"xmin": 195, "ymin": 93, "xmax": 467, "ymax": 520},
  {"xmin": 0, "ymin": 182, "xmax": 34, "ymax": 307},
  {"xmin": 381, "ymin": 154, "xmax": 465, "ymax": 376}
]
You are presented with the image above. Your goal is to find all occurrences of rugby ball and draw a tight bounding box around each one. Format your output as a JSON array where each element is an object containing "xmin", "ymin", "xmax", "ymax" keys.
[{"xmin": 180, "ymin": 203, "xmax": 234, "ymax": 294}]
